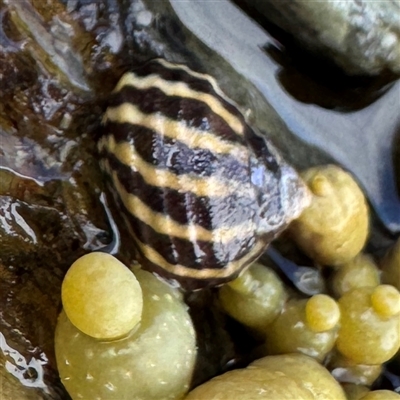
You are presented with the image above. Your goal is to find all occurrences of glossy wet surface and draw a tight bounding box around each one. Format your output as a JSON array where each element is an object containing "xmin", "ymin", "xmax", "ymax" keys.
[{"xmin": 0, "ymin": 0, "xmax": 399, "ymax": 398}]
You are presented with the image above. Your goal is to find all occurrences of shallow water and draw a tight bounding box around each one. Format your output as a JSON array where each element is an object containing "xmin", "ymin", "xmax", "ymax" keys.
[{"xmin": 171, "ymin": 0, "xmax": 400, "ymax": 234}]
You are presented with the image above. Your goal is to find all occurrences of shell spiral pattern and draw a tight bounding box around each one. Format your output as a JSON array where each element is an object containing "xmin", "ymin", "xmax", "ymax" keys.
[{"xmin": 99, "ymin": 59, "xmax": 309, "ymax": 289}]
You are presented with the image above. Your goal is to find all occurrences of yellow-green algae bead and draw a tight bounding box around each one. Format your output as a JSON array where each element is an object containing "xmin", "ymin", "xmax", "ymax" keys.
[
  {"xmin": 265, "ymin": 296, "xmax": 339, "ymax": 361},
  {"xmin": 305, "ymin": 294, "xmax": 340, "ymax": 333},
  {"xmin": 185, "ymin": 354, "xmax": 346, "ymax": 400},
  {"xmin": 381, "ymin": 238, "xmax": 400, "ymax": 291},
  {"xmin": 187, "ymin": 363, "xmax": 314, "ymax": 400},
  {"xmin": 359, "ymin": 390, "xmax": 400, "ymax": 400},
  {"xmin": 56, "ymin": 269, "xmax": 196, "ymax": 400},
  {"xmin": 331, "ymin": 253, "xmax": 380, "ymax": 298},
  {"xmin": 61, "ymin": 252, "xmax": 143, "ymax": 339},
  {"xmin": 371, "ymin": 284, "xmax": 400, "ymax": 319},
  {"xmin": 336, "ymin": 286, "xmax": 400, "ymax": 364},
  {"xmin": 218, "ymin": 262, "xmax": 287, "ymax": 336},
  {"xmin": 289, "ymin": 165, "xmax": 369, "ymax": 266},
  {"xmin": 252, "ymin": 354, "xmax": 346, "ymax": 400}
]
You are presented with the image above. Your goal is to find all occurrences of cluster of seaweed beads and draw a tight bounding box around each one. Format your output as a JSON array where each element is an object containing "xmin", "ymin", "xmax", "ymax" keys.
[
  {"xmin": 336, "ymin": 285, "xmax": 400, "ymax": 365},
  {"xmin": 265, "ymin": 294, "xmax": 340, "ymax": 361},
  {"xmin": 218, "ymin": 262, "xmax": 287, "ymax": 337},
  {"xmin": 56, "ymin": 252, "xmax": 196, "ymax": 400}
]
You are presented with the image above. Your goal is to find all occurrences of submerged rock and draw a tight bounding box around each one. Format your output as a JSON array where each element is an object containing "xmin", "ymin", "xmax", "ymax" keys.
[{"xmin": 241, "ymin": 0, "xmax": 400, "ymax": 76}]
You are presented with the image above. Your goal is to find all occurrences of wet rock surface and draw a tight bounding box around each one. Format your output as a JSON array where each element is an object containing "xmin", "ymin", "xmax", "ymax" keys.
[
  {"xmin": 0, "ymin": 0, "xmax": 399, "ymax": 398},
  {"xmin": 238, "ymin": 0, "xmax": 400, "ymax": 76}
]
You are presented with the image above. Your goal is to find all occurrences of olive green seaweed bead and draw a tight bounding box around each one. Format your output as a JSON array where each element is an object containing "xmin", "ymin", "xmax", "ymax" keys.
[
  {"xmin": 289, "ymin": 165, "xmax": 369, "ymax": 266},
  {"xmin": 219, "ymin": 262, "xmax": 287, "ymax": 335},
  {"xmin": 61, "ymin": 252, "xmax": 143, "ymax": 340},
  {"xmin": 185, "ymin": 354, "xmax": 346, "ymax": 400},
  {"xmin": 305, "ymin": 294, "xmax": 340, "ymax": 333},
  {"xmin": 331, "ymin": 253, "xmax": 380, "ymax": 298},
  {"xmin": 336, "ymin": 286, "xmax": 400, "ymax": 364},
  {"xmin": 370, "ymin": 284, "xmax": 400, "ymax": 318},
  {"xmin": 253, "ymin": 354, "xmax": 347, "ymax": 400}
]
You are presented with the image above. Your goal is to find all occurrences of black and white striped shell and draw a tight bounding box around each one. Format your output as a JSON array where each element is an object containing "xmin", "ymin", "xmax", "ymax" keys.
[{"xmin": 99, "ymin": 58, "xmax": 309, "ymax": 290}]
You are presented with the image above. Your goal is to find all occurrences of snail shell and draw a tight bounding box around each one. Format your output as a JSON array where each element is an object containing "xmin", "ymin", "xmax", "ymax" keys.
[{"xmin": 99, "ymin": 58, "xmax": 309, "ymax": 289}]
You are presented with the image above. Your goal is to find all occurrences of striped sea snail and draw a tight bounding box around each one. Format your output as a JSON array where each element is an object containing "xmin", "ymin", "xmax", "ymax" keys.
[{"xmin": 99, "ymin": 58, "xmax": 310, "ymax": 289}]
